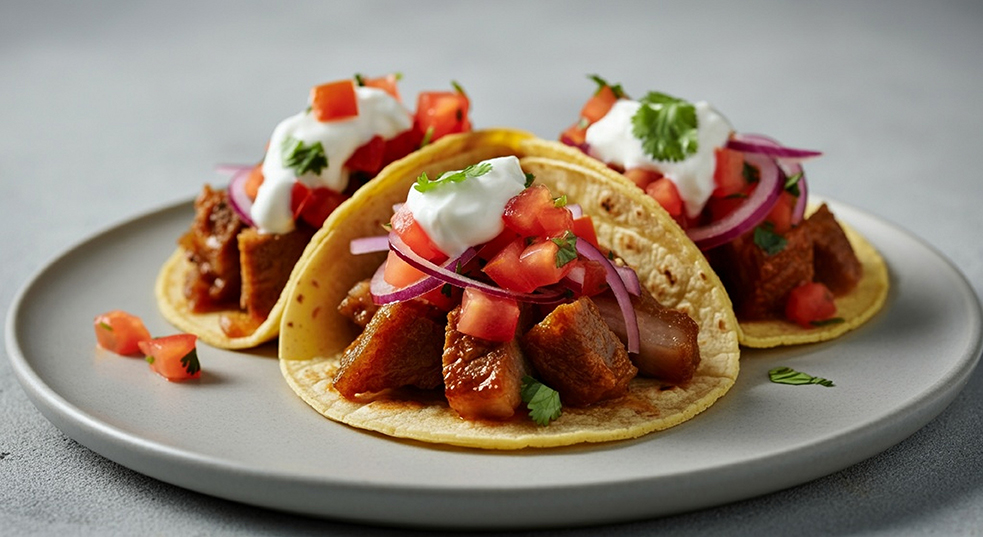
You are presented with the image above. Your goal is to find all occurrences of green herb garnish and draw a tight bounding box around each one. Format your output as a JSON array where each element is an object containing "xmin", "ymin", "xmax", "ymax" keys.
[
  {"xmin": 811, "ymin": 317, "xmax": 845, "ymax": 327},
  {"xmin": 768, "ymin": 367, "xmax": 834, "ymax": 387},
  {"xmin": 181, "ymin": 348, "xmax": 202, "ymax": 376},
  {"xmin": 551, "ymin": 231, "xmax": 578, "ymax": 268},
  {"xmin": 419, "ymin": 126, "xmax": 435, "ymax": 148},
  {"xmin": 588, "ymin": 74, "xmax": 625, "ymax": 99},
  {"xmin": 524, "ymin": 172, "xmax": 535, "ymax": 188},
  {"xmin": 743, "ymin": 161, "xmax": 760, "ymax": 184},
  {"xmin": 99, "ymin": 322, "xmax": 113, "ymax": 332},
  {"xmin": 784, "ymin": 171, "xmax": 803, "ymax": 197},
  {"xmin": 553, "ymin": 194, "xmax": 568, "ymax": 208},
  {"xmin": 414, "ymin": 161, "xmax": 492, "ymax": 193},
  {"xmin": 631, "ymin": 91, "xmax": 699, "ymax": 162},
  {"xmin": 753, "ymin": 225, "xmax": 787, "ymax": 256},
  {"xmin": 281, "ymin": 136, "xmax": 328, "ymax": 176},
  {"xmin": 451, "ymin": 80, "xmax": 467, "ymax": 96},
  {"xmin": 520, "ymin": 376, "xmax": 562, "ymax": 426}
]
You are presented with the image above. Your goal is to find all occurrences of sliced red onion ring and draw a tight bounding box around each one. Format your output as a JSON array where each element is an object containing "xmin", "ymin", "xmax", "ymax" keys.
[
  {"xmin": 370, "ymin": 247, "xmax": 477, "ymax": 305},
  {"xmin": 388, "ymin": 233, "xmax": 565, "ymax": 304},
  {"xmin": 350, "ymin": 235, "xmax": 391, "ymax": 255},
  {"xmin": 733, "ymin": 133, "xmax": 811, "ymax": 225},
  {"xmin": 567, "ymin": 203, "xmax": 583, "ymax": 219},
  {"xmin": 726, "ymin": 134, "xmax": 822, "ymax": 160},
  {"xmin": 227, "ymin": 166, "xmax": 257, "ymax": 228},
  {"xmin": 615, "ymin": 264, "xmax": 641, "ymax": 296},
  {"xmin": 686, "ymin": 152, "xmax": 783, "ymax": 251},
  {"xmin": 575, "ymin": 240, "xmax": 639, "ymax": 354}
]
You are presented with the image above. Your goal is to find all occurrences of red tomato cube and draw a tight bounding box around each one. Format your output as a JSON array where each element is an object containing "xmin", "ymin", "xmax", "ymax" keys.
[
  {"xmin": 457, "ymin": 287, "xmax": 519, "ymax": 342},
  {"xmin": 345, "ymin": 135, "xmax": 386, "ymax": 175},
  {"xmin": 390, "ymin": 205, "xmax": 447, "ymax": 261},
  {"xmin": 360, "ymin": 73, "xmax": 402, "ymax": 101},
  {"xmin": 414, "ymin": 90, "xmax": 471, "ymax": 142},
  {"xmin": 138, "ymin": 334, "xmax": 201, "ymax": 382},
  {"xmin": 645, "ymin": 177, "xmax": 684, "ymax": 218},
  {"xmin": 712, "ymin": 147, "xmax": 747, "ymax": 198},
  {"xmin": 503, "ymin": 185, "xmax": 574, "ymax": 238},
  {"xmin": 309, "ymin": 79, "xmax": 359, "ymax": 122},
  {"xmin": 93, "ymin": 310, "xmax": 151, "ymax": 355},
  {"xmin": 785, "ymin": 282, "xmax": 837, "ymax": 328}
]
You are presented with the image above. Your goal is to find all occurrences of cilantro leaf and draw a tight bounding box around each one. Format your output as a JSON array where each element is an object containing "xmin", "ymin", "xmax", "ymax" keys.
[
  {"xmin": 551, "ymin": 231, "xmax": 578, "ymax": 268},
  {"xmin": 524, "ymin": 172, "xmax": 535, "ymax": 188},
  {"xmin": 743, "ymin": 161, "xmax": 760, "ymax": 184},
  {"xmin": 281, "ymin": 136, "xmax": 328, "ymax": 177},
  {"xmin": 753, "ymin": 225, "xmax": 787, "ymax": 255},
  {"xmin": 784, "ymin": 172, "xmax": 803, "ymax": 197},
  {"xmin": 588, "ymin": 74, "xmax": 625, "ymax": 99},
  {"xmin": 768, "ymin": 367, "xmax": 834, "ymax": 387},
  {"xmin": 553, "ymin": 194, "xmax": 568, "ymax": 208},
  {"xmin": 414, "ymin": 161, "xmax": 493, "ymax": 193},
  {"xmin": 181, "ymin": 348, "xmax": 201, "ymax": 376},
  {"xmin": 631, "ymin": 92, "xmax": 699, "ymax": 162},
  {"xmin": 99, "ymin": 322, "xmax": 113, "ymax": 332},
  {"xmin": 811, "ymin": 317, "xmax": 845, "ymax": 327},
  {"xmin": 520, "ymin": 376, "xmax": 562, "ymax": 426}
]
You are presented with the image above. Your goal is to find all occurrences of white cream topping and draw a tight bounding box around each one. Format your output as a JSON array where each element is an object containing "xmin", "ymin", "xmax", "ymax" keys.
[
  {"xmin": 585, "ymin": 98, "xmax": 733, "ymax": 218},
  {"xmin": 251, "ymin": 86, "xmax": 412, "ymax": 234},
  {"xmin": 404, "ymin": 156, "xmax": 528, "ymax": 257}
]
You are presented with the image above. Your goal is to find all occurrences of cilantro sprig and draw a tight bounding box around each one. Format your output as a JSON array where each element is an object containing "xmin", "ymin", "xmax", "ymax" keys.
[
  {"xmin": 281, "ymin": 136, "xmax": 328, "ymax": 177},
  {"xmin": 181, "ymin": 348, "xmax": 202, "ymax": 376},
  {"xmin": 768, "ymin": 367, "xmax": 834, "ymax": 387},
  {"xmin": 521, "ymin": 376, "xmax": 562, "ymax": 426},
  {"xmin": 631, "ymin": 91, "xmax": 699, "ymax": 162},
  {"xmin": 551, "ymin": 231, "xmax": 578, "ymax": 268},
  {"xmin": 588, "ymin": 74, "xmax": 625, "ymax": 99},
  {"xmin": 414, "ymin": 162, "xmax": 493, "ymax": 193},
  {"xmin": 753, "ymin": 225, "xmax": 787, "ymax": 256}
]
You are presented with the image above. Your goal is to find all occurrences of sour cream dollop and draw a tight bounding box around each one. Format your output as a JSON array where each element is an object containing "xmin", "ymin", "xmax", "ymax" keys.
[
  {"xmin": 251, "ymin": 86, "xmax": 413, "ymax": 234},
  {"xmin": 404, "ymin": 156, "xmax": 528, "ymax": 257},
  {"xmin": 585, "ymin": 99, "xmax": 733, "ymax": 219}
]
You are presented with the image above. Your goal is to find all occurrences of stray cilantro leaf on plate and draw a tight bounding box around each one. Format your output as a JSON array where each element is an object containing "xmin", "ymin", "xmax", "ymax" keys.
[
  {"xmin": 521, "ymin": 376, "xmax": 562, "ymax": 426},
  {"xmin": 768, "ymin": 367, "xmax": 834, "ymax": 387}
]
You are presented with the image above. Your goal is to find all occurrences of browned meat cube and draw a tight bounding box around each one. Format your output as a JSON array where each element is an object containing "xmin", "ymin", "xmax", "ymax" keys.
[
  {"xmin": 442, "ymin": 306, "xmax": 531, "ymax": 421},
  {"xmin": 178, "ymin": 186, "xmax": 244, "ymax": 312},
  {"xmin": 806, "ymin": 204, "xmax": 863, "ymax": 295},
  {"xmin": 591, "ymin": 291, "xmax": 700, "ymax": 384},
  {"xmin": 237, "ymin": 223, "xmax": 316, "ymax": 320},
  {"xmin": 520, "ymin": 297, "xmax": 637, "ymax": 407},
  {"xmin": 710, "ymin": 223, "xmax": 814, "ymax": 320},
  {"xmin": 338, "ymin": 279, "xmax": 379, "ymax": 328},
  {"xmin": 333, "ymin": 300, "xmax": 446, "ymax": 398}
]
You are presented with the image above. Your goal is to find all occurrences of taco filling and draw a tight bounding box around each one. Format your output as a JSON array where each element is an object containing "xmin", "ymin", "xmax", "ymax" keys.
[
  {"xmin": 277, "ymin": 130, "xmax": 740, "ymax": 449},
  {"xmin": 561, "ymin": 76, "xmax": 888, "ymax": 347},
  {"xmin": 158, "ymin": 74, "xmax": 473, "ymax": 348}
]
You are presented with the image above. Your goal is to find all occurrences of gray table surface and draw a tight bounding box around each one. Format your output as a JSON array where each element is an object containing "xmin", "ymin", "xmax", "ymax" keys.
[{"xmin": 3, "ymin": 1, "xmax": 982, "ymax": 535}]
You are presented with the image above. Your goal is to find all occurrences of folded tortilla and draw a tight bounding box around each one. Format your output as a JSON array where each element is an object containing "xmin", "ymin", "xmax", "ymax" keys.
[{"xmin": 277, "ymin": 129, "xmax": 741, "ymax": 449}]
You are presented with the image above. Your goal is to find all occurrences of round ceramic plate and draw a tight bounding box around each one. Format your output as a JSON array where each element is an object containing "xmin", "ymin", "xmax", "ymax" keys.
[{"xmin": 6, "ymin": 198, "xmax": 981, "ymax": 530}]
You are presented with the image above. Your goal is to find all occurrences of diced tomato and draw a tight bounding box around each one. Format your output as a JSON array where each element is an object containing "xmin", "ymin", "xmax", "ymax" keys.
[
  {"xmin": 382, "ymin": 250, "xmax": 427, "ymax": 288},
  {"xmin": 704, "ymin": 190, "xmax": 749, "ymax": 223},
  {"xmin": 785, "ymin": 282, "xmax": 837, "ymax": 328},
  {"xmin": 502, "ymin": 185, "xmax": 574, "ymax": 238},
  {"xmin": 764, "ymin": 191, "xmax": 796, "ymax": 234},
  {"xmin": 623, "ymin": 168, "xmax": 663, "ymax": 190},
  {"xmin": 290, "ymin": 183, "xmax": 347, "ymax": 228},
  {"xmin": 419, "ymin": 284, "xmax": 459, "ymax": 311},
  {"xmin": 483, "ymin": 237, "xmax": 573, "ymax": 293},
  {"xmin": 483, "ymin": 238, "xmax": 536, "ymax": 293},
  {"xmin": 93, "ymin": 310, "xmax": 151, "ymax": 355},
  {"xmin": 138, "ymin": 334, "xmax": 201, "ymax": 382},
  {"xmin": 310, "ymin": 79, "xmax": 359, "ymax": 122},
  {"xmin": 457, "ymin": 287, "xmax": 519, "ymax": 342},
  {"xmin": 390, "ymin": 205, "xmax": 446, "ymax": 261},
  {"xmin": 577, "ymin": 258, "xmax": 610, "ymax": 296},
  {"xmin": 712, "ymin": 147, "xmax": 746, "ymax": 198},
  {"xmin": 571, "ymin": 215, "xmax": 600, "ymax": 250},
  {"xmin": 645, "ymin": 177, "xmax": 684, "ymax": 218},
  {"xmin": 345, "ymin": 135, "xmax": 386, "ymax": 175},
  {"xmin": 244, "ymin": 164, "xmax": 264, "ymax": 201},
  {"xmin": 580, "ymin": 84, "xmax": 621, "ymax": 123},
  {"xmin": 560, "ymin": 122, "xmax": 587, "ymax": 147},
  {"xmin": 477, "ymin": 228, "xmax": 520, "ymax": 261},
  {"xmin": 360, "ymin": 73, "xmax": 402, "ymax": 101},
  {"xmin": 382, "ymin": 128, "xmax": 422, "ymax": 165},
  {"xmin": 415, "ymin": 90, "xmax": 471, "ymax": 142}
]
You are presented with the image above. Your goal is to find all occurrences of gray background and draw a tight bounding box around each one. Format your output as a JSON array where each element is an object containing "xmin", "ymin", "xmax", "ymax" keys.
[{"xmin": 2, "ymin": 1, "xmax": 981, "ymax": 535}]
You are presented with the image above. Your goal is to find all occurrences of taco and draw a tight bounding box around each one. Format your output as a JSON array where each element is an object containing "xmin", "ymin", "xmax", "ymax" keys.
[
  {"xmin": 277, "ymin": 129, "xmax": 740, "ymax": 449},
  {"xmin": 560, "ymin": 76, "xmax": 889, "ymax": 348},
  {"xmin": 155, "ymin": 74, "xmax": 473, "ymax": 349}
]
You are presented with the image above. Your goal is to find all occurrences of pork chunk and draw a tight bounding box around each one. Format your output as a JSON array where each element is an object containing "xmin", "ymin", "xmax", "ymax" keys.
[
  {"xmin": 806, "ymin": 204, "xmax": 862, "ymax": 295},
  {"xmin": 178, "ymin": 186, "xmax": 244, "ymax": 312},
  {"xmin": 338, "ymin": 279, "xmax": 379, "ymax": 328},
  {"xmin": 520, "ymin": 297, "xmax": 637, "ymax": 407}
]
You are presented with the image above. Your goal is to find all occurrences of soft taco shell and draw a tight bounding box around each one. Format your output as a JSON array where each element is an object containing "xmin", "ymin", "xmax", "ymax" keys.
[{"xmin": 278, "ymin": 128, "xmax": 741, "ymax": 449}]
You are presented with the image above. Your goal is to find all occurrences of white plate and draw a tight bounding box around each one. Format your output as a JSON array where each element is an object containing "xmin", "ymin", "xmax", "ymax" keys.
[{"xmin": 6, "ymin": 198, "xmax": 981, "ymax": 530}]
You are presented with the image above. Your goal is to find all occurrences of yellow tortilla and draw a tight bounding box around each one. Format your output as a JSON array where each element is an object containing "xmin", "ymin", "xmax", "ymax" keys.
[
  {"xmin": 277, "ymin": 129, "xmax": 740, "ymax": 449},
  {"xmin": 733, "ymin": 206, "xmax": 889, "ymax": 348}
]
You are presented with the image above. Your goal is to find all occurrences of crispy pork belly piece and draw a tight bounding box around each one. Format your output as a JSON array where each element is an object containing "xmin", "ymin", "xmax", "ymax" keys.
[
  {"xmin": 442, "ymin": 306, "xmax": 531, "ymax": 421},
  {"xmin": 237, "ymin": 223, "xmax": 316, "ymax": 320},
  {"xmin": 338, "ymin": 279, "xmax": 379, "ymax": 328},
  {"xmin": 333, "ymin": 300, "xmax": 446, "ymax": 398},
  {"xmin": 591, "ymin": 291, "xmax": 700, "ymax": 385},
  {"xmin": 178, "ymin": 186, "xmax": 244, "ymax": 312},
  {"xmin": 520, "ymin": 297, "xmax": 637, "ymax": 407},
  {"xmin": 711, "ymin": 223, "xmax": 814, "ymax": 320},
  {"xmin": 806, "ymin": 204, "xmax": 862, "ymax": 295}
]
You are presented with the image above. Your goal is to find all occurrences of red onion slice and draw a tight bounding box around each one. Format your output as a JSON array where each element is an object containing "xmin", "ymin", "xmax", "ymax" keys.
[
  {"xmin": 575, "ymin": 240, "xmax": 639, "ymax": 354},
  {"xmin": 686, "ymin": 152, "xmax": 783, "ymax": 251},
  {"xmin": 350, "ymin": 235, "xmax": 391, "ymax": 255},
  {"xmin": 370, "ymin": 247, "xmax": 477, "ymax": 305},
  {"xmin": 616, "ymin": 265, "xmax": 642, "ymax": 296},
  {"xmin": 726, "ymin": 134, "xmax": 822, "ymax": 160},
  {"xmin": 227, "ymin": 166, "xmax": 257, "ymax": 228},
  {"xmin": 733, "ymin": 133, "xmax": 811, "ymax": 225},
  {"xmin": 388, "ymin": 233, "xmax": 565, "ymax": 304}
]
